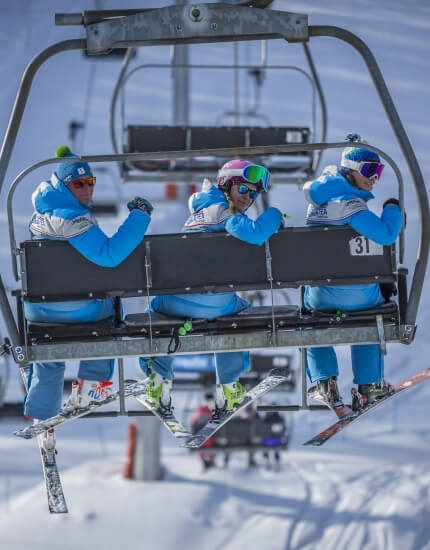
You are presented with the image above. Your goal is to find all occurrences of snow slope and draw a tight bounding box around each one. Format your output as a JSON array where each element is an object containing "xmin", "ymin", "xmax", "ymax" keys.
[{"xmin": 0, "ymin": 1, "xmax": 429, "ymax": 549}]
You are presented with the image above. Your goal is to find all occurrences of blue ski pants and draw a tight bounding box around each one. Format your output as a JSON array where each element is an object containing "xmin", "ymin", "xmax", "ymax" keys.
[
  {"xmin": 304, "ymin": 284, "xmax": 385, "ymax": 384},
  {"xmin": 139, "ymin": 294, "xmax": 250, "ymax": 383},
  {"xmin": 140, "ymin": 352, "xmax": 249, "ymax": 384}
]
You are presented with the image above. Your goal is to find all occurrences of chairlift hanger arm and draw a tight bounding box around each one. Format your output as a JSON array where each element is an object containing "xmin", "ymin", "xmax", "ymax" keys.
[
  {"xmin": 55, "ymin": 2, "xmax": 277, "ymax": 28},
  {"xmin": 82, "ymin": 5, "xmax": 308, "ymax": 54}
]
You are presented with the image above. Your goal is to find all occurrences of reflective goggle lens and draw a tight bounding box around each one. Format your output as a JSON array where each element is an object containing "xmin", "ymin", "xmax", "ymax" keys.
[
  {"xmin": 359, "ymin": 162, "xmax": 385, "ymax": 180},
  {"xmin": 71, "ymin": 176, "xmax": 96, "ymax": 189},
  {"xmin": 243, "ymin": 164, "xmax": 271, "ymax": 190},
  {"xmin": 236, "ymin": 184, "xmax": 259, "ymax": 200}
]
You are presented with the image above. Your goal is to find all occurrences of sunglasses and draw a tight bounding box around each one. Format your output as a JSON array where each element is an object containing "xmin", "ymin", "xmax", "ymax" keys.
[
  {"xmin": 234, "ymin": 183, "xmax": 260, "ymax": 200},
  {"xmin": 218, "ymin": 164, "xmax": 271, "ymax": 191},
  {"xmin": 71, "ymin": 176, "xmax": 96, "ymax": 189},
  {"xmin": 357, "ymin": 161, "xmax": 385, "ymax": 180}
]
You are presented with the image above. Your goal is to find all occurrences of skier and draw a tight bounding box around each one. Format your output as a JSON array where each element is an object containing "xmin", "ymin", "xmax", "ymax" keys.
[
  {"xmin": 303, "ymin": 134, "xmax": 403, "ymax": 411},
  {"xmin": 139, "ymin": 159, "xmax": 282, "ymax": 420},
  {"xmin": 190, "ymin": 392, "xmax": 216, "ymax": 472},
  {"xmin": 24, "ymin": 146, "xmax": 153, "ymax": 449},
  {"xmin": 262, "ymin": 410, "xmax": 286, "ymax": 470}
]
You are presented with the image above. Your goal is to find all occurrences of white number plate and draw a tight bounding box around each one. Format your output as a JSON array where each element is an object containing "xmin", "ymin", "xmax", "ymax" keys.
[{"xmin": 349, "ymin": 235, "xmax": 383, "ymax": 256}]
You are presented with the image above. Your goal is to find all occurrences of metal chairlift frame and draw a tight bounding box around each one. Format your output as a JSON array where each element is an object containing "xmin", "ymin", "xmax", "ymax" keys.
[{"xmin": 0, "ymin": 3, "xmax": 428, "ymax": 417}]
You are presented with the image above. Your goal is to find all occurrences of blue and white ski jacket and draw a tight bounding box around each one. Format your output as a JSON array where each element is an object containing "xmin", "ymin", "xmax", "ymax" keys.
[
  {"xmin": 24, "ymin": 175, "xmax": 151, "ymax": 323},
  {"xmin": 149, "ymin": 179, "xmax": 282, "ymax": 319},
  {"xmin": 303, "ymin": 166, "xmax": 403, "ymax": 311}
]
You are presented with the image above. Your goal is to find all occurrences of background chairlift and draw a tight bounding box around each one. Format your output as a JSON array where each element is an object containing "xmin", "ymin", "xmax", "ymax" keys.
[
  {"xmin": 109, "ymin": 41, "xmax": 327, "ymax": 188},
  {"xmin": 0, "ymin": 3, "xmax": 427, "ymax": 425}
]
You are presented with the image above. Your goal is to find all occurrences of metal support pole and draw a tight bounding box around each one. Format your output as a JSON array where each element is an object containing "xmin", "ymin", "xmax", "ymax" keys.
[
  {"xmin": 0, "ymin": 276, "xmax": 21, "ymax": 352},
  {"xmin": 118, "ymin": 357, "xmax": 126, "ymax": 413},
  {"xmin": 300, "ymin": 347, "xmax": 308, "ymax": 409},
  {"xmin": 133, "ymin": 415, "xmax": 162, "ymax": 481}
]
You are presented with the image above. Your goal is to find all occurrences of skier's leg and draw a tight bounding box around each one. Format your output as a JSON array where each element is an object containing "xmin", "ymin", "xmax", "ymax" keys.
[
  {"xmin": 139, "ymin": 356, "xmax": 174, "ymax": 380},
  {"xmin": 77, "ymin": 358, "xmax": 114, "ymax": 381},
  {"xmin": 64, "ymin": 359, "xmax": 116, "ymax": 409},
  {"xmin": 24, "ymin": 362, "xmax": 66, "ymax": 420},
  {"xmin": 215, "ymin": 352, "xmax": 246, "ymax": 384},
  {"xmin": 307, "ymin": 347, "xmax": 342, "ymax": 405},
  {"xmin": 306, "ymin": 347, "xmax": 338, "ymax": 383},
  {"xmin": 214, "ymin": 352, "xmax": 246, "ymax": 411},
  {"xmin": 351, "ymin": 345, "xmax": 384, "ymax": 384},
  {"xmin": 139, "ymin": 356, "xmax": 174, "ymax": 408}
]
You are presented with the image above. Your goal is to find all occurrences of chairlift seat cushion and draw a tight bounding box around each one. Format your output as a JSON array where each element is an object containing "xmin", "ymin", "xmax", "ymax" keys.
[
  {"xmin": 305, "ymin": 300, "xmax": 398, "ymax": 326},
  {"xmin": 212, "ymin": 305, "xmax": 300, "ymax": 330},
  {"xmin": 123, "ymin": 312, "xmax": 208, "ymax": 336},
  {"xmin": 27, "ymin": 318, "xmax": 115, "ymax": 343}
]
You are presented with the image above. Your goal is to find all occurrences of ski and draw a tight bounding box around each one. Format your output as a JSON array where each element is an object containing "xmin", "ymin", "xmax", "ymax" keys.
[
  {"xmin": 19, "ymin": 366, "xmax": 68, "ymax": 513},
  {"xmin": 39, "ymin": 442, "xmax": 68, "ymax": 513},
  {"xmin": 14, "ymin": 378, "xmax": 149, "ymax": 440},
  {"xmin": 303, "ymin": 367, "xmax": 430, "ymax": 446},
  {"xmin": 183, "ymin": 367, "xmax": 291, "ymax": 449},
  {"xmin": 133, "ymin": 394, "xmax": 191, "ymax": 438}
]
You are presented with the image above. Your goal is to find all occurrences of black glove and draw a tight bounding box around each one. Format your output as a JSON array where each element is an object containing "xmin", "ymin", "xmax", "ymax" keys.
[
  {"xmin": 127, "ymin": 196, "xmax": 154, "ymax": 216},
  {"xmin": 383, "ymin": 198, "xmax": 400, "ymax": 209}
]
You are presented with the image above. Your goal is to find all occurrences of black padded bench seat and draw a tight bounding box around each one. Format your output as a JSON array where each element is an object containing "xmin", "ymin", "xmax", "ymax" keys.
[
  {"xmin": 27, "ymin": 318, "xmax": 116, "ymax": 343},
  {"xmin": 123, "ymin": 305, "xmax": 300, "ymax": 336},
  {"xmin": 26, "ymin": 303, "xmax": 398, "ymax": 345}
]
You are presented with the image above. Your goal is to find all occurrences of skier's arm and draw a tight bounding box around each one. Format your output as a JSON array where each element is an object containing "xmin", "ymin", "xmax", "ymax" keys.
[
  {"xmin": 224, "ymin": 207, "xmax": 282, "ymax": 245},
  {"xmin": 349, "ymin": 204, "xmax": 402, "ymax": 245},
  {"xmin": 69, "ymin": 209, "xmax": 150, "ymax": 267},
  {"xmin": 304, "ymin": 177, "xmax": 353, "ymax": 206}
]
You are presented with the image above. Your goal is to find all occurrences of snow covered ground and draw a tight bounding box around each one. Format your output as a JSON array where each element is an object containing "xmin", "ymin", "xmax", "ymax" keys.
[{"xmin": 0, "ymin": 0, "xmax": 430, "ymax": 549}]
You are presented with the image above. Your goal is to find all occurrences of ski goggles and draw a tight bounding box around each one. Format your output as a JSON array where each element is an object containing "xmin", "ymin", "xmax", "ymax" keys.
[
  {"xmin": 234, "ymin": 183, "xmax": 260, "ymax": 200},
  {"xmin": 343, "ymin": 159, "xmax": 385, "ymax": 180},
  {"xmin": 218, "ymin": 164, "xmax": 271, "ymax": 191},
  {"xmin": 71, "ymin": 176, "xmax": 97, "ymax": 189},
  {"xmin": 357, "ymin": 161, "xmax": 385, "ymax": 180}
]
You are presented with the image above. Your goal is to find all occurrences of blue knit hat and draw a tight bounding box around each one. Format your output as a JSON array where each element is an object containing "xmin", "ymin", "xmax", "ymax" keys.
[
  {"xmin": 54, "ymin": 145, "xmax": 93, "ymax": 184},
  {"xmin": 340, "ymin": 133, "xmax": 380, "ymax": 172}
]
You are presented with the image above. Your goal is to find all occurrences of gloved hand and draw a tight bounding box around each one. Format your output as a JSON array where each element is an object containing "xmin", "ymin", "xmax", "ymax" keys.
[
  {"xmin": 383, "ymin": 198, "xmax": 400, "ymax": 209},
  {"xmin": 383, "ymin": 198, "xmax": 406, "ymax": 228},
  {"xmin": 127, "ymin": 197, "xmax": 154, "ymax": 216}
]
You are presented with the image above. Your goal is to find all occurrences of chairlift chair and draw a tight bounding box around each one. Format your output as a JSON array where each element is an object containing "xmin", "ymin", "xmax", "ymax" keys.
[{"xmin": 0, "ymin": 2, "xmax": 427, "ymax": 422}]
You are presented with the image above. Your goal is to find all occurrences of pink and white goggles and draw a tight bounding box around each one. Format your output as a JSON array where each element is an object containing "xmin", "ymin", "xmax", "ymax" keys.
[
  {"xmin": 217, "ymin": 163, "xmax": 271, "ymax": 191},
  {"xmin": 343, "ymin": 158, "xmax": 385, "ymax": 180}
]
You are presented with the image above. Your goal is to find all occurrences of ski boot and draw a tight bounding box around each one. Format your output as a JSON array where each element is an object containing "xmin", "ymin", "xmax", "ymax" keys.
[
  {"xmin": 63, "ymin": 379, "xmax": 114, "ymax": 412},
  {"xmin": 213, "ymin": 380, "xmax": 246, "ymax": 420},
  {"xmin": 308, "ymin": 376, "xmax": 343, "ymax": 408},
  {"xmin": 145, "ymin": 370, "xmax": 173, "ymax": 412},
  {"xmin": 351, "ymin": 379, "xmax": 395, "ymax": 412}
]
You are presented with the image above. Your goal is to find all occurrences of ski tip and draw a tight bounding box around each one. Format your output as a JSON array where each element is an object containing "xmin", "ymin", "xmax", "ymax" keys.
[
  {"xmin": 181, "ymin": 439, "xmax": 202, "ymax": 449},
  {"xmin": 303, "ymin": 438, "xmax": 324, "ymax": 447},
  {"xmin": 13, "ymin": 429, "xmax": 32, "ymax": 439},
  {"xmin": 269, "ymin": 366, "xmax": 291, "ymax": 377},
  {"xmin": 173, "ymin": 432, "xmax": 192, "ymax": 438}
]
